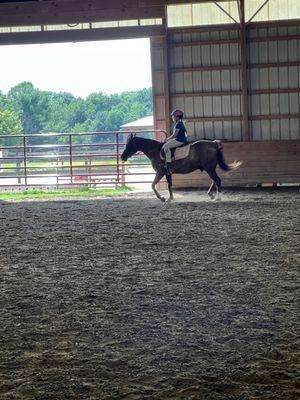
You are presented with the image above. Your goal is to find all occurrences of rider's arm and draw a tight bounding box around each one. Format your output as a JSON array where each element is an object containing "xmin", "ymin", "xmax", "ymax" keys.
[{"xmin": 167, "ymin": 128, "xmax": 179, "ymax": 141}]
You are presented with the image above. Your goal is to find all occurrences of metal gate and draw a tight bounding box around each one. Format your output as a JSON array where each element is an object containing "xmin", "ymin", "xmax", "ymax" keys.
[{"xmin": 0, "ymin": 130, "xmax": 164, "ymax": 190}]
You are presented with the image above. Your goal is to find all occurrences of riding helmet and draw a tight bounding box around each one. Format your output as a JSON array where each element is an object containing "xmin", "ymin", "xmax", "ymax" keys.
[{"xmin": 171, "ymin": 109, "xmax": 184, "ymax": 119}]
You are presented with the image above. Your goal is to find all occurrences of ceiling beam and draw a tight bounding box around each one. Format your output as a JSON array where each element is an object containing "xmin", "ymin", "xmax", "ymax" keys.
[
  {"xmin": 0, "ymin": 24, "xmax": 166, "ymax": 45},
  {"xmin": 141, "ymin": 0, "xmax": 236, "ymax": 4},
  {"xmin": 0, "ymin": 1, "xmax": 166, "ymax": 27},
  {"xmin": 213, "ymin": 1, "xmax": 239, "ymax": 24},
  {"xmin": 248, "ymin": 0, "xmax": 269, "ymax": 24}
]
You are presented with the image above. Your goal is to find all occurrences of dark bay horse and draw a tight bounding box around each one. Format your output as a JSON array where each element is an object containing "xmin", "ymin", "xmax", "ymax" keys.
[{"xmin": 120, "ymin": 134, "xmax": 241, "ymax": 202}]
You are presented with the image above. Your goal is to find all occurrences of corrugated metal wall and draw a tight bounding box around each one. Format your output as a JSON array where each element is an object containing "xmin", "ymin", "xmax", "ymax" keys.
[
  {"xmin": 150, "ymin": 36, "xmax": 169, "ymax": 140},
  {"xmin": 248, "ymin": 24, "xmax": 300, "ymax": 140},
  {"xmin": 161, "ymin": 21, "xmax": 300, "ymax": 142},
  {"xmin": 168, "ymin": 28, "xmax": 242, "ymax": 141}
]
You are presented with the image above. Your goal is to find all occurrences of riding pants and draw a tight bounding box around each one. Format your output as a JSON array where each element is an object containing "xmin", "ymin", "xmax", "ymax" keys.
[{"xmin": 163, "ymin": 139, "xmax": 184, "ymax": 163}]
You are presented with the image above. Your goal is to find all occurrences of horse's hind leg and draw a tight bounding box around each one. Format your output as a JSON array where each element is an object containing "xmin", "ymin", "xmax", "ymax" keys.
[
  {"xmin": 165, "ymin": 172, "xmax": 174, "ymax": 202},
  {"xmin": 206, "ymin": 169, "xmax": 221, "ymax": 201}
]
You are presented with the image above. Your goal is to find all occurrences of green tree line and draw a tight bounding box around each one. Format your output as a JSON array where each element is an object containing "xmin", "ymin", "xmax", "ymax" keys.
[{"xmin": 0, "ymin": 82, "xmax": 153, "ymax": 145}]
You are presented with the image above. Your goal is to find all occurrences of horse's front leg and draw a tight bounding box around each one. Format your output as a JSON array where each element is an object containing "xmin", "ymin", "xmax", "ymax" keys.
[
  {"xmin": 152, "ymin": 170, "xmax": 166, "ymax": 202},
  {"xmin": 207, "ymin": 180, "xmax": 215, "ymax": 199}
]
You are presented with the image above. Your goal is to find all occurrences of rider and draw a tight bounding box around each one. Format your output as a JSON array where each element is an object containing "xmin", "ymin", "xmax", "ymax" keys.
[{"xmin": 162, "ymin": 109, "xmax": 188, "ymax": 173}]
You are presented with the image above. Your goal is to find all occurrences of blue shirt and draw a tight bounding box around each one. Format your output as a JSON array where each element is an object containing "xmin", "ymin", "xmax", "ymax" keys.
[{"xmin": 174, "ymin": 120, "xmax": 188, "ymax": 143}]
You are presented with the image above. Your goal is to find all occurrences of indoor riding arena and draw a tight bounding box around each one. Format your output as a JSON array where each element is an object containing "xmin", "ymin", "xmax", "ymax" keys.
[
  {"xmin": 0, "ymin": 1, "xmax": 300, "ymax": 400},
  {"xmin": 1, "ymin": 190, "xmax": 300, "ymax": 399}
]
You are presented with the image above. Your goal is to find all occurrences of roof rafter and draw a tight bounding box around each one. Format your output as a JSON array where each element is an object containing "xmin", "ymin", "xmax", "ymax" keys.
[
  {"xmin": 213, "ymin": 1, "xmax": 239, "ymax": 24},
  {"xmin": 248, "ymin": 0, "xmax": 270, "ymax": 24}
]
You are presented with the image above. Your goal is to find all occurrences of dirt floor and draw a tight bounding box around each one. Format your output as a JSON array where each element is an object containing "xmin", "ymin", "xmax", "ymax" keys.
[{"xmin": 0, "ymin": 188, "xmax": 299, "ymax": 400}]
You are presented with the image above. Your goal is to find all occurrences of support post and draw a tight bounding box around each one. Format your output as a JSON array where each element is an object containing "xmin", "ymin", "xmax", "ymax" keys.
[
  {"xmin": 162, "ymin": 34, "xmax": 171, "ymax": 137},
  {"xmin": 69, "ymin": 134, "xmax": 73, "ymax": 184},
  {"xmin": 23, "ymin": 135, "xmax": 28, "ymax": 187},
  {"xmin": 16, "ymin": 149, "xmax": 21, "ymax": 185},
  {"xmin": 150, "ymin": 34, "xmax": 170, "ymax": 141},
  {"xmin": 116, "ymin": 132, "xmax": 122, "ymax": 187},
  {"xmin": 239, "ymin": 0, "xmax": 250, "ymax": 141}
]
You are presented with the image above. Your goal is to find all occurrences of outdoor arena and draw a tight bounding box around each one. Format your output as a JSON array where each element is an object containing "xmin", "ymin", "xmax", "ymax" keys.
[{"xmin": 1, "ymin": 188, "xmax": 299, "ymax": 399}]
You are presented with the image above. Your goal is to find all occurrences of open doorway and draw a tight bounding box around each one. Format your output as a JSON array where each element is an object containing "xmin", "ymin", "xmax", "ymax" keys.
[
  {"xmin": 0, "ymin": 38, "xmax": 155, "ymax": 191},
  {"xmin": 0, "ymin": 38, "xmax": 153, "ymax": 131}
]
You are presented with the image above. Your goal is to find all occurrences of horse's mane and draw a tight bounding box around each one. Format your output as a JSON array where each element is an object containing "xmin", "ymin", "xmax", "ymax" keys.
[
  {"xmin": 135, "ymin": 136, "xmax": 164, "ymax": 148},
  {"xmin": 135, "ymin": 136, "xmax": 161, "ymax": 144}
]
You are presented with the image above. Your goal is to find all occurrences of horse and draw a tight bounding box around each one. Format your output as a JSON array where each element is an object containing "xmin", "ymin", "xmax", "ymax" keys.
[{"xmin": 120, "ymin": 134, "xmax": 241, "ymax": 202}]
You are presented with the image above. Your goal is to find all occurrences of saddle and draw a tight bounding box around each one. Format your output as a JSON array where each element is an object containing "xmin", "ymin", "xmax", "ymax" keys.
[{"xmin": 160, "ymin": 143, "xmax": 191, "ymax": 162}]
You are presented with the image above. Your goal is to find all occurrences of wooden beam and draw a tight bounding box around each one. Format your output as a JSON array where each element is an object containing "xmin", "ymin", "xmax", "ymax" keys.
[
  {"xmin": 171, "ymin": 91, "xmax": 242, "ymax": 97},
  {"xmin": 0, "ymin": 1, "xmax": 165, "ymax": 27},
  {"xmin": 168, "ymin": 38, "xmax": 240, "ymax": 46},
  {"xmin": 167, "ymin": 65, "xmax": 241, "ymax": 73},
  {"xmin": 249, "ymin": 61, "xmax": 300, "ymax": 69},
  {"xmin": 186, "ymin": 116, "xmax": 242, "ymax": 122},
  {"xmin": 250, "ymin": 34, "xmax": 300, "ymax": 43},
  {"xmin": 168, "ymin": 88, "xmax": 300, "ymax": 98},
  {"xmin": 250, "ymin": 114, "xmax": 300, "ymax": 120},
  {"xmin": 0, "ymin": 25, "xmax": 166, "ymax": 45},
  {"xmin": 250, "ymin": 88, "xmax": 300, "ymax": 95}
]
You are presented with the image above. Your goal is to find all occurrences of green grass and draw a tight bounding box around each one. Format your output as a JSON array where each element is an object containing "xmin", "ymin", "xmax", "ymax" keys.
[{"xmin": 0, "ymin": 186, "xmax": 132, "ymax": 200}]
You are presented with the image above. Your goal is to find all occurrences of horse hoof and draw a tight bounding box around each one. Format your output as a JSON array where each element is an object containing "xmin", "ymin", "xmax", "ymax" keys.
[
  {"xmin": 213, "ymin": 196, "xmax": 221, "ymax": 202},
  {"xmin": 160, "ymin": 197, "xmax": 166, "ymax": 202},
  {"xmin": 208, "ymin": 194, "xmax": 215, "ymax": 200}
]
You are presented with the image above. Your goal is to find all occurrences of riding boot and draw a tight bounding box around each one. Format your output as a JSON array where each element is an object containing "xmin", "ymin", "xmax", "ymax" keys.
[{"xmin": 165, "ymin": 162, "xmax": 172, "ymax": 175}]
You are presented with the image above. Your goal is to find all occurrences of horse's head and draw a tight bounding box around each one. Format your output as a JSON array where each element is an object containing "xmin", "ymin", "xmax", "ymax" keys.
[{"xmin": 120, "ymin": 133, "xmax": 138, "ymax": 162}]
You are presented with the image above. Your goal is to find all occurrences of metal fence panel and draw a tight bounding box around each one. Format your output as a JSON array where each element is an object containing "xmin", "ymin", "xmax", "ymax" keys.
[{"xmin": 0, "ymin": 130, "xmax": 164, "ymax": 190}]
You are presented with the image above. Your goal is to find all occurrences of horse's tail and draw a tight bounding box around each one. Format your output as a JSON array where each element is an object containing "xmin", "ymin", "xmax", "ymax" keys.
[{"xmin": 214, "ymin": 140, "xmax": 242, "ymax": 171}]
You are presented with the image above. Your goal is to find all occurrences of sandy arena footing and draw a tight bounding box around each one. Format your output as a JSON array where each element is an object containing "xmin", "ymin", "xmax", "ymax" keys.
[{"xmin": 0, "ymin": 188, "xmax": 299, "ymax": 399}]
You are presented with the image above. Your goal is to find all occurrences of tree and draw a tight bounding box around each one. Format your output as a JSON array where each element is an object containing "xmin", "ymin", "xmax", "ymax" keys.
[
  {"xmin": 7, "ymin": 82, "xmax": 49, "ymax": 134},
  {"xmin": 42, "ymin": 92, "xmax": 76, "ymax": 134},
  {"xmin": 0, "ymin": 91, "xmax": 7, "ymax": 112},
  {"xmin": 0, "ymin": 110, "xmax": 23, "ymax": 146},
  {"xmin": 66, "ymin": 99, "xmax": 87, "ymax": 128},
  {"xmin": 4, "ymin": 82, "xmax": 153, "ymax": 138}
]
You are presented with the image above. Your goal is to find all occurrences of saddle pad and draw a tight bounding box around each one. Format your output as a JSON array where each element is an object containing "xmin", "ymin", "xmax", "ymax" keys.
[{"xmin": 173, "ymin": 144, "xmax": 191, "ymax": 161}]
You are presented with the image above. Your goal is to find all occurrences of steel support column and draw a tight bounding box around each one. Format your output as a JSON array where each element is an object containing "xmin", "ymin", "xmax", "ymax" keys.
[
  {"xmin": 162, "ymin": 34, "xmax": 171, "ymax": 136},
  {"xmin": 239, "ymin": 0, "xmax": 250, "ymax": 140}
]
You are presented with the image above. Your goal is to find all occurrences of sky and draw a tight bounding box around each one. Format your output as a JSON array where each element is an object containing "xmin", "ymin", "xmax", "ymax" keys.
[{"xmin": 0, "ymin": 38, "xmax": 152, "ymax": 98}]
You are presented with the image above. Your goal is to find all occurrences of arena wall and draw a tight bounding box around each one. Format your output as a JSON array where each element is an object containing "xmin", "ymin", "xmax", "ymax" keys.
[{"xmin": 151, "ymin": 19, "xmax": 300, "ymax": 187}]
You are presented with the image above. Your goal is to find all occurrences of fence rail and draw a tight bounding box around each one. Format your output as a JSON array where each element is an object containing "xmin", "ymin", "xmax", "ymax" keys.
[{"xmin": 0, "ymin": 130, "xmax": 165, "ymax": 190}]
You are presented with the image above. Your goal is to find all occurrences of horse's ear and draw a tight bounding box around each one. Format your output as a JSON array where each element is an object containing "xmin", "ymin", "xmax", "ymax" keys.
[{"xmin": 127, "ymin": 133, "xmax": 136, "ymax": 143}]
